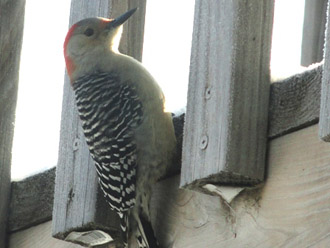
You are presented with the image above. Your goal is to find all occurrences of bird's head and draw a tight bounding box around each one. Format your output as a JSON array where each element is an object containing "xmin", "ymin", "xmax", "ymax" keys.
[{"xmin": 64, "ymin": 8, "xmax": 137, "ymax": 81}]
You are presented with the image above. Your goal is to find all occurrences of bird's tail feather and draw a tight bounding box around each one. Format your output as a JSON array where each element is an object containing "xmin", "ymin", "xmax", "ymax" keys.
[
  {"xmin": 118, "ymin": 211, "xmax": 129, "ymax": 248},
  {"xmin": 136, "ymin": 212, "xmax": 159, "ymax": 248},
  {"xmin": 118, "ymin": 210, "xmax": 159, "ymax": 248}
]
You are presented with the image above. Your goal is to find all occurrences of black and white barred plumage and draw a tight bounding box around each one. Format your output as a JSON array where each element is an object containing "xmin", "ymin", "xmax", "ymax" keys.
[{"xmin": 74, "ymin": 71, "xmax": 145, "ymax": 246}]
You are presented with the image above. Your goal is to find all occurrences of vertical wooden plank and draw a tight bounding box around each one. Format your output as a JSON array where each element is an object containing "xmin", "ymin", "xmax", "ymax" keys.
[
  {"xmin": 301, "ymin": 0, "xmax": 327, "ymax": 66},
  {"xmin": 52, "ymin": 0, "xmax": 146, "ymax": 244},
  {"xmin": 111, "ymin": 0, "xmax": 147, "ymax": 62},
  {"xmin": 0, "ymin": 0, "xmax": 26, "ymax": 247},
  {"xmin": 52, "ymin": 0, "xmax": 114, "ymax": 241},
  {"xmin": 181, "ymin": 0, "xmax": 274, "ymax": 189},
  {"xmin": 319, "ymin": 1, "xmax": 330, "ymax": 141}
]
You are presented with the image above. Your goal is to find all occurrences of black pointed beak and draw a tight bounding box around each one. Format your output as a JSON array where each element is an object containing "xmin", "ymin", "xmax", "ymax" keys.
[{"xmin": 110, "ymin": 8, "xmax": 137, "ymax": 28}]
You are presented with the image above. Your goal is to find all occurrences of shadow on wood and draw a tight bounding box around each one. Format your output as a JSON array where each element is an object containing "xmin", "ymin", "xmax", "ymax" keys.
[{"xmin": 152, "ymin": 125, "xmax": 330, "ymax": 247}]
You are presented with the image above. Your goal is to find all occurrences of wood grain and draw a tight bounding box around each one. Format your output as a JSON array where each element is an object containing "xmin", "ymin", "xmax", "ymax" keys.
[
  {"xmin": 9, "ymin": 114, "xmax": 182, "ymax": 235},
  {"xmin": 319, "ymin": 1, "xmax": 330, "ymax": 141},
  {"xmin": 9, "ymin": 63, "xmax": 324, "ymax": 236},
  {"xmin": 0, "ymin": 0, "xmax": 26, "ymax": 246},
  {"xmin": 10, "ymin": 124, "xmax": 330, "ymax": 247},
  {"xmin": 111, "ymin": 0, "xmax": 147, "ymax": 62},
  {"xmin": 269, "ymin": 64, "xmax": 322, "ymax": 138},
  {"xmin": 52, "ymin": 0, "xmax": 147, "ymax": 244},
  {"xmin": 152, "ymin": 124, "xmax": 330, "ymax": 247},
  {"xmin": 301, "ymin": 0, "xmax": 327, "ymax": 66},
  {"xmin": 9, "ymin": 168, "xmax": 55, "ymax": 232},
  {"xmin": 181, "ymin": 0, "xmax": 274, "ymax": 189},
  {"xmin": 9, "ymin": 62, "xmax": 325, "ymax": 236},
  {"xmin": 9, "ymin": 221, "xmax": 83, "ymax": 248},
  {"xmin": 8, "ymin": 1, "xmax": 329, "ymax": 247}
]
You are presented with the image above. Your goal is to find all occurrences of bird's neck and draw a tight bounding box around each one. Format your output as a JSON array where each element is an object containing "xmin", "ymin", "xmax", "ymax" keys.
[{"xmin": 70, "ymin": 49, "xmax": 119, "ymax": 82}]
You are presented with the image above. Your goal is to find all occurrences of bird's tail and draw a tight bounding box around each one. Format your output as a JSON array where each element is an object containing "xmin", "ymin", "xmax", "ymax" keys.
[
  {"xmin": 118, "ymin": 211, "xmax": 129, "ymax": 248},
  {"xmin": 118, "ymin": 210, "xmax": 159, "ymax": 248},
  {"xmin": 135, "ymin": 212, "xmax": 159, "ymax": 248}
]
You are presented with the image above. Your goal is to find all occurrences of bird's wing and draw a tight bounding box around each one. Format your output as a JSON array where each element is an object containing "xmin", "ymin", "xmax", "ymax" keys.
[{"xmin": 74, "ymin": 72, "xmax": 143, "ymax": 212}]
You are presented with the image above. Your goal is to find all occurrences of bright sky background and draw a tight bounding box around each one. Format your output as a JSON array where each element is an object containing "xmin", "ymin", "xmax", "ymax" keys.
[
  {"xmin": 271, "ymin": 0, "xmax": 306, "ymax": 79},
  {"xmin": 12, "ymin": 0, "xmax": 307, "ymax": 180},
  {"xmin": 143, "ymin": 0, "xmax": 194, "ymax": 112},
  {"xmin": 11, "ymin": 0, "xmax": 70, "ymax": 180}
]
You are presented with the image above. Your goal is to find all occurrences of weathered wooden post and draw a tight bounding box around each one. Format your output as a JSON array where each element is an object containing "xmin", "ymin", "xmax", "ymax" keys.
[
  {"xmin": 301, "ymin": 0, "xmax": 327, "ymax": 66},
  {"xmin": 319, "ymin": 0, "xmax": 330, "ymax": 141},
  {"xmin": 0, "ymin": 0, "xmax": 26, "ymax": 246},
  {"xmin": 181, "ymin": 0, "xmax": 274, "ymax": 189},
  {"xmin": 52, "ymin": 0, "xmax": 146, "ymax": 246}
]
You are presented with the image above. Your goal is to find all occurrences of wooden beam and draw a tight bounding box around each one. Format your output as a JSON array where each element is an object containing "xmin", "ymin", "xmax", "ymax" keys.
[
  {"xmin": 0, "ymin": 0, "xmax": 26, "ymax": 246},
  {"xmin": 301, "ymin": 0, "xmax": 327, "ymax": 66},
  {"xmin": 52, "ymin": 0, "xmax": 147, "ymax": 245},
  {"xmin": 9, "ymin": 221, "xmax": 83, "ymax": 248},
  {"xmin": 181, "ymin": 0, "xmax": 274, "ymax": 189},
  {"xmin": 9, "ymin": 168, "xmax": 55, "ymax": 232},
  {"xmin": 319, "ymin": 1, "xmax": 330, "ymax": 141},
  {"xmin": 269, "ymin": 64, "xmax": 322, "ymax": 138},
  {"xmin": 152, "ymin": 124, "xmax": 330, "ymax": 247}
]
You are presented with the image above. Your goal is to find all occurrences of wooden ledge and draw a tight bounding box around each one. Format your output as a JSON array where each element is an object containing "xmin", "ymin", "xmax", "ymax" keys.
[
  {"xmin": 9, "ymin": 168, "xmax": 56, "ymax": 232},
  {"xmin": 269, "ymin": 63, "xmax": 322, "ymax": 138}
]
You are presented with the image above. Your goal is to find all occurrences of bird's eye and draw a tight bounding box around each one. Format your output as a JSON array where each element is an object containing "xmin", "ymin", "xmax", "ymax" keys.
[{"xmin": 84, "ymin": 28, "xmax": 94, "ymax": 37}]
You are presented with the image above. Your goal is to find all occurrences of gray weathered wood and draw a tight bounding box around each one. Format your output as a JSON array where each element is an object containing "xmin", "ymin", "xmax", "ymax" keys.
[
  {"xmin": 8, "ymin": 65, "xmax": 324, "ymax": 233},
  {"xmin": 181, "ymin": 0, "xmax": 274, "ymax": 189},
  {"xmin": 6, "ymin": 114, "xmax": 178, "ymax": 235},
  {"xmin": 111, "ymin": 0, "xmax": 146, "ymax": 61},
  {"xmin": 52, "ymin": 0, "xmax": 147, "ymax": 245},
  {"xmin": 10, "ymin": 221, "xmax": 84, "ymax": 248},
  {"xmin": 11, "ymin": 124, "xmax": 330, "ymax": 247},
  {"xmin": 0, "ymin": 0, "xmax": 26, "ymax": 246},
  {"xmin": 269, "ymin": 64, "xmax": 322, "ymax": 138},
  {"xmin": 319, "ymin": 1, "xmax": 330, "ymax": 141},
  {"xmin": 9, "ymin": 168, "xmax": 55, "ymax": 232},
  {"xmin": 152, "ymin": 125, "xmax": 330, "ymax": 247},
  {"xmin": 301, "ymin": 0, "xmax": 327, "ymax": 66},
  {"xmin": 10, "ymin": 124, "xmax": 330, "ymax": 247}
]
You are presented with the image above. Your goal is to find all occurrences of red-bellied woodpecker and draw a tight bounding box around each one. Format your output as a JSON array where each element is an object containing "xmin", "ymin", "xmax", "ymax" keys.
[{"xmin": 63, "ymin": 8, "xmax": 176, "ymax": 248}]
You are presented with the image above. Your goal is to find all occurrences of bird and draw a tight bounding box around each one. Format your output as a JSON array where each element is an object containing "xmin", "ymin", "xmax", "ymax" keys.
[{"xmin": 63, "ymin": 8, "xmax": 177, "ymax": 248}]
